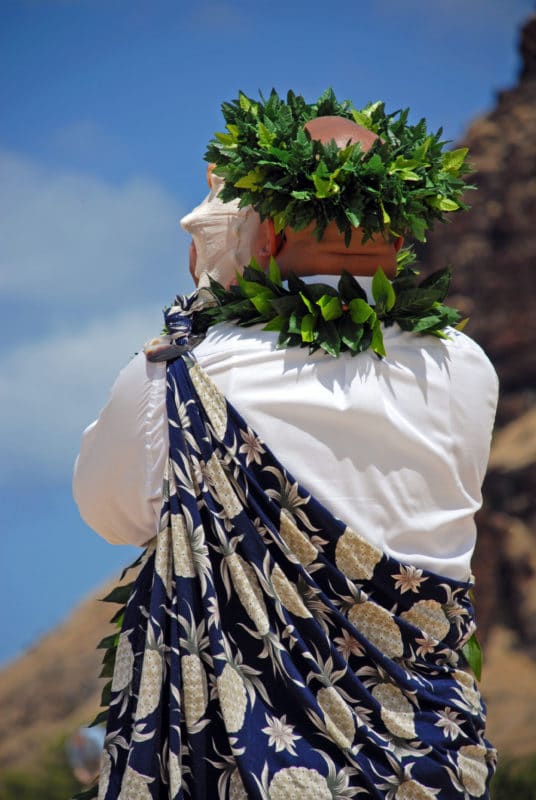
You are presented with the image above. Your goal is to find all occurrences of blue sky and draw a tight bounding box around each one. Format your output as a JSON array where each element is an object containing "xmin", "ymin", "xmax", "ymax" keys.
[{"xmin": 1, "ymin": 0, "xmax": 533, "ymax": 664}]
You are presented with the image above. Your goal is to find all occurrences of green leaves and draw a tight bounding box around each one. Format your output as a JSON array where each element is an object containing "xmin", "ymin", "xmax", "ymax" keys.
[
  {"xmin": 214, "ymin": 130, "xmax": 236, "ymax": 147},
  {"xmin": 338, "ymin": 270, "xmax": 368, "ymax": 302},
  {"xmin": 257, "ymin": 121, "xmax": 276, "ymax": 148},
  {"xmin": 101, "ymin": 583, "xmax": 134, "ymax": 605},
  {"xmin": 462, "ymin": 632, "xmax": 483, "ymax": 681},
  {"xmin": 234, "ymin": 167, "xmax": 265, "ymax": 191},
  {"xmin": 312, "ymin": 161, "xmax": 341, "ymax": 198},
  {"xmin": 317, "ymin": 294, "xmax": 342, "ymax": 321},
  {"xmin": 350, "ymin": 101, "xmax": 383, "ymax": 130},
  {"xmin": 80, "ymin": 546, "xmax": 149, "ymax": 772},
  {"xmin": 268, "ymin": 255, "xmax": 282, "ymax": 286},
  {"xmin": 349, "ymin": 298, "xmax": 373, "ymax": 324},
  {"xmin": 197, "ymin": 249, "xmax": 460, "ymax": 359},
  {"xmin": 371, "ymin": 321, "xmax": 386, "ymax": 358},
  {"xmin": 300, "ymin": 314, "xmax": 315, "ymax": 342},
  {"xmin": 205, "ymin": 88, "xmax": 474, "ymax": 248},
  {"xmin": 384, "ymin": 264, "xmax": 461, "ymax": 334},
  {"xmin": 429, "ymin": 195, "xmax": 460, "ymax": 211},
  {"xmin": 388, "ymin": 155, "xmax": 422, "ymax": 181},
  {"xmin": 442, "ymin": 147, "xmax": 469, "ymax": 175},
  {"xmin": 372, "ymin": 268, "xmax": 396, "ymax": 314}
]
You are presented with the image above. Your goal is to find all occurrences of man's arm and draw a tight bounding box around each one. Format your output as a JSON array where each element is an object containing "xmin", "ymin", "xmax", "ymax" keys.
[{"xmin": 73, "ymin": 353, "xmax": 168, "ymax": 546}]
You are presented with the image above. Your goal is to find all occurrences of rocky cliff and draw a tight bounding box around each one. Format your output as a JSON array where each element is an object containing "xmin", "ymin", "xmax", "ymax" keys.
[
  {"xmin": 420, "ymin": 13, "xmax": 536, "ymax": 421},
  {"xmin": 418, "ymin": 14, "xmax": 536, "ymax": 654}
]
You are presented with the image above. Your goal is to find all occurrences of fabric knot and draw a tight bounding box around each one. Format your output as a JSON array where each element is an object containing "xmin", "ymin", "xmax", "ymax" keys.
[{"xmin": 145, "ymin": 288, "xmax": 216, "ymax": 363}]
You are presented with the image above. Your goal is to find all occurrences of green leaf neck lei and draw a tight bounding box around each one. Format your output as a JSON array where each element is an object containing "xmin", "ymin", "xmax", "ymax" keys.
[{"xmin": 193, "ymin": 252, "xmax": 464, "ymax": 359}]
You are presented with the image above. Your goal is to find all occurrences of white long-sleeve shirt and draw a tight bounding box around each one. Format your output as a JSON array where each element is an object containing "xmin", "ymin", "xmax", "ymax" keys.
[{"xmin": 73, "ymin": 277, "xmax": 498, "ymax": 581}]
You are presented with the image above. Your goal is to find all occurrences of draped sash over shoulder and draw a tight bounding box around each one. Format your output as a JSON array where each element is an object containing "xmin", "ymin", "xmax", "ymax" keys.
[{"xmin": 98, "ymin": 294, "xmax": 496, "ymax": 800}]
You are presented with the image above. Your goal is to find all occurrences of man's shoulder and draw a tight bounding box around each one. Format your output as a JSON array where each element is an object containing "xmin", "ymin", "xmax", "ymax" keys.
[
  {"xmin": 193, "ymin": 321, "xmax": 279, "ymax": 358},
  {"xmin": 443, "ymin": 327, "xmax": 498, "ymax": 381},
  {"xmin": 194, "ymin": 321, "xmax": 498, "ymax": 391}
]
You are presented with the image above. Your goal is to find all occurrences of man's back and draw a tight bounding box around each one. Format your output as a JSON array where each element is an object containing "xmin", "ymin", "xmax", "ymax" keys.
[
  {"xmin": 194, "ymin": 300, "xmax": 498, "ymax": 581},
  {"xmin": 74, "ymin": 276, "xmax": 497, "ymax": 583}
]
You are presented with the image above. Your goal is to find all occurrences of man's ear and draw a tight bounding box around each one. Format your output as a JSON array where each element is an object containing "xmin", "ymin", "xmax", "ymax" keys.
[{"xmin": 253, "ymin": 218, "xmax": 284, "ymax": 267}]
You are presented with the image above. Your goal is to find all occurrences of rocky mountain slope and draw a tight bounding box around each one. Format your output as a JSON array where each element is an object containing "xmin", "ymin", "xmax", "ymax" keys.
[
  {"xmin": 0, "ymin": 581, "xmax": 112, "ymax": 772},
  {"xmin": 419, "ymin": 13, "xmax": 536, "ymax": 423},
  {"xmin": 417, "ymin": 13, "xmax": 536, "ymax": 655},
  {"xmin": 1, "ymin": 11, "xmax": 535, "ymax": 784}
]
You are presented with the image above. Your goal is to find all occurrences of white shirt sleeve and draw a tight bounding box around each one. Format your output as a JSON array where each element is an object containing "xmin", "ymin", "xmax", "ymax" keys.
[{"xmin": 73, "ymin": 352, "xmax": 168, "ymax": 546}]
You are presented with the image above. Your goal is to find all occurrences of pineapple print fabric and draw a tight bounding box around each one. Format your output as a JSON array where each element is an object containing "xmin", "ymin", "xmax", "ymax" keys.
[{"xmin": 98, "ymin": 293, "xmax": 496, "ymax": 799}]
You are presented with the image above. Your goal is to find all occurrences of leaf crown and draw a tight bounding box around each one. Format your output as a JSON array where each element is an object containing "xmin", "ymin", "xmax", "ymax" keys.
[{"xmin": 205, "ymin": 88, "xmax": 473, "ymax": 245}]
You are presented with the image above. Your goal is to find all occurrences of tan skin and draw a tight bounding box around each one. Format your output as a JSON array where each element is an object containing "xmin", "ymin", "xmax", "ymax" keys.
[{"xmin": 188, "ymin": 117, "xmax": 402, "ymax": 284}]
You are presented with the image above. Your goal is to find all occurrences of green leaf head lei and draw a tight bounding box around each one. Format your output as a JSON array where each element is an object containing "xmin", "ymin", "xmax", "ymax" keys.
[{"xmin": 205, "ymin": 88, "xmax": 473, "ymax": 246}]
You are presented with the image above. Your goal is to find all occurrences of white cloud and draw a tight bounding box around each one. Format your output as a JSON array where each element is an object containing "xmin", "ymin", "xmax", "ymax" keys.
[
  {"xmin": 0, "ymin": 306, "xmax": 164, "ymax": 483},
  {"xmin": 50, "ymin": 119, "xmax": 123, "ymax": 161},
  {"xmin": 0, "ymin": 147, "xmax": 201, "ymax": 483},
  {"xmin": 0, "ymin": 149, "xmax": 190, "ymax": 312}
]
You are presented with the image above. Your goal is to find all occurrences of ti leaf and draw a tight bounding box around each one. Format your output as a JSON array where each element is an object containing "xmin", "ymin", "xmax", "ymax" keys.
[
  {"xmin": 236, "ymin": 273, "xmax": 264, "ymax": 298},
  {"xmin": 287, "ymin": 311, "xmax": 301, "ymax": 335},
  {"xmin": 338, "ymin": 271, "xmax": 367, "ymax": 302},
  {"xmin": 317, "ymin": 294, "xmax": 342, "ymax": 321},
  {"xmin": 268, "ymin": 255, "xmax": 282, "ymax": 286},
  {"xmin": 301, "ymin": 313, "xmax": 315, "ymax": 343},
  {"xmin": 299, "ymin": 291, "xmax": 314, "ymax": 314},
  {"xmin": 340, "ymin": 316, "xmax": 364, "ymax": 352},
  {"xmin": 419, "ymin": 267, "xmax": 451, "ymax": 301},
  {"xmin": 372, "ymin": 268, "xmax": 396, "ymax": 313},
  {"xmin": 462, "ymin": 632, "xmax": 483, "ymax": 681},
  {"xmin": 349, "ymin": 297, "xmax": 373, "ymax": 324},
  {"xmin": 318, "ymin": 320, "xmax": 341, "ymax": 357},
  {"xmin": 102, "ymin": 584, "xmax": 134, "ymax": 605},
  {"xmin": 271, "ymin": 295, "xmax": 301, "ymax": 316},
  {"xmin": 250, "ymin": 288, "xmax": 275, "ymax": 315},
  {"xmin": 263, "ymin": 315, "xmax": 284, "ymax": 332},
  {"xmin": 371, "ymin": 321, "xmax": 386, "ymax": 357}
]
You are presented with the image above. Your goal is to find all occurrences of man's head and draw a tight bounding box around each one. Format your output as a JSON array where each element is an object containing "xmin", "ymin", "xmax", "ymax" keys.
[
  {"xmin": 252, "ymin": 115, "xmax": 402, "ymax": 278},
  {"xmin": 303, "ymin": 115, "xmax": 379, "ymax": 151},
  {"xmin": 184, "ymin": 89, "xmax": 471, "ymax": 285}
]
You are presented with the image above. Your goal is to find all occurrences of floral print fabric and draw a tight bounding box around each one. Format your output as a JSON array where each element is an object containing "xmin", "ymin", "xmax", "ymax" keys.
[{"xmin": 99, "ymin": 294, "xmax": 496, "ymax": 799}]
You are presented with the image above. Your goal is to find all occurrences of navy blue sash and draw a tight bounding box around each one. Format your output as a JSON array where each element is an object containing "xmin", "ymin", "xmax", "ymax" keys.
[{"xmin": 97, "ymin": 294, "xmax": 496, "ymax": 799}]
